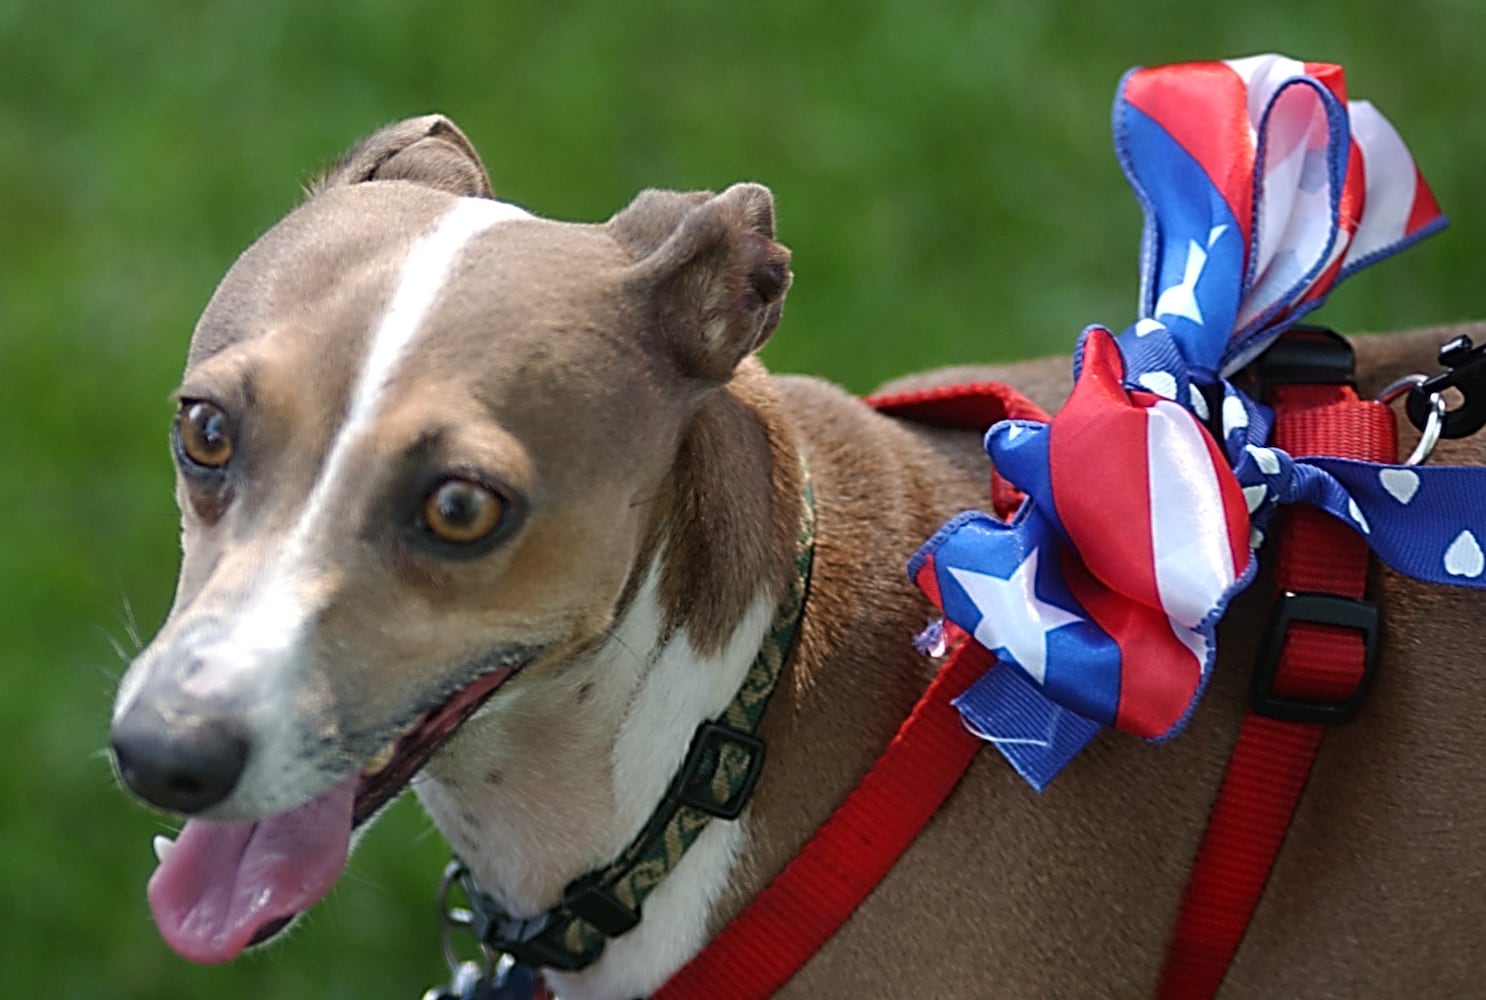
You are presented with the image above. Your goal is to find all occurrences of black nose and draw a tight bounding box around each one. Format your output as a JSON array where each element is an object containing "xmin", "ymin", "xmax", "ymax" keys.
[{"xmin": 111, "ymin": 702, "xmax": 251, "ymax": 814}]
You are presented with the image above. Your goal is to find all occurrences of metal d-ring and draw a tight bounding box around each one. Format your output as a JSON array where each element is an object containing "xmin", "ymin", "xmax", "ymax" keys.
[
  {"xmin": 1377, "ymin": 374, "xmax": 1446, "ymax": 466},
  {"xmin": 437, "ymin": 860, "xmax": 471, "ymax": 971},
  {"xmin": 434, "ymin": 860, "xmax": 496, "ymax": 977},
  {"xmin": 428, "ymin": 859, "xmax": 523, "ymax": 1000}
]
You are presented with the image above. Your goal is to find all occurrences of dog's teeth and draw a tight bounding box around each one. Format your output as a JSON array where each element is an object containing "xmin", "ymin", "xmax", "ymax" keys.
[
  {"xmin": 362, "ymin": 738, "xmax": 398, "ymax": 778},
  {"xmin": 152, "ymin": 834, "xmax": 174, "ymax": 864}
]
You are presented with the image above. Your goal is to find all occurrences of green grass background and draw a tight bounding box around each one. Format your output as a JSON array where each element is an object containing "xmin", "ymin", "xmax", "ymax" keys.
[{"xmin": 2, "ymin": 1, "xmax": 1481, "ymax": 996}]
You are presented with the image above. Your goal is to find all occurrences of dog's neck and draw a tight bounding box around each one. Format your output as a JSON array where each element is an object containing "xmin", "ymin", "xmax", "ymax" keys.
[{"xmin": 415, "ymin": 362, "xmax": 805, "ymax": 1000}]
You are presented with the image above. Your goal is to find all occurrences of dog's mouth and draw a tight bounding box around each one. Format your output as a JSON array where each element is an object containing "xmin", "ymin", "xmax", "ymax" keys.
[
  {"xmin": 145, "ymin": 653, "xmax": 534, "ymax": 965},
  {"xmin": 350, "ymin": 656, "xmax": 525, "ymax": 829}
]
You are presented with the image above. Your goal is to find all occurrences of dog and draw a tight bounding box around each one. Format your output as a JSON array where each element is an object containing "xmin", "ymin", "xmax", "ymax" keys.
[{"xmin": 110, "ymin": 115, "xmax": 1486, "ymax": 999}]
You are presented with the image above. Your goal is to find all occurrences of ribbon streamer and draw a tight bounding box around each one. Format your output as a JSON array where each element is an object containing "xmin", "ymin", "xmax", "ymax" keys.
[{"xmin": 911, "ymin": 54, "xmax": 1461, "ymax": 790}]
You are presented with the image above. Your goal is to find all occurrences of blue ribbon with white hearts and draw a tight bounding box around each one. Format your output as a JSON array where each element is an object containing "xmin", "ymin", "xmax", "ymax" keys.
[{"xmin": 910, "ymin": 55, "xmax": 1472, "ymax": 790}]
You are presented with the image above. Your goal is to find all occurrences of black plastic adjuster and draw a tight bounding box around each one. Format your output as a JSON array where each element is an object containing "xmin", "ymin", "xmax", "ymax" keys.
[
  {"xmin": 1251, "ymin": 591, "xmax": 1380, "ymax": 724},
  {"xmin": 471, "ymin": 905, "xmax": 605, "ymax": 972},
  {"xmin": 1242, "ymin": 323, "xmax": 1358, "ymax": 392},
  {"xmin": 562, "ymin": 874, "xmax": 641, "ymax": 938},
  {"xmin": 503, "ymin": 929, "xmax": 603, "ymax": 973},
  {"xmin": 675, "ymin": 721, "xmax": 767, "ymax": 820}
]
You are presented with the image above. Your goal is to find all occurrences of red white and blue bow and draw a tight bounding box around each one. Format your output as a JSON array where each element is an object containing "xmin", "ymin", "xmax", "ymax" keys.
[{"xmin": 910, "ymin": 55, "xmax": 1462, "ymax": 790}]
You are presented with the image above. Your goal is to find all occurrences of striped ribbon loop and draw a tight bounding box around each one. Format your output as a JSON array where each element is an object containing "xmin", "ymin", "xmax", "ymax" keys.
[{"xmin": 910, "ymin": 55, "xmax": 1462, "ymax": 789}]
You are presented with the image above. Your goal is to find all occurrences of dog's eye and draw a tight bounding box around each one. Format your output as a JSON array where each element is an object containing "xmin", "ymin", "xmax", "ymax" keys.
[
  {"xmin": 423, "ymin": 479, "xmax": 506, "ymax": 545},
  {"xmin": 176, "ymin": 401, "xmax": 234, "ymax": 470}
]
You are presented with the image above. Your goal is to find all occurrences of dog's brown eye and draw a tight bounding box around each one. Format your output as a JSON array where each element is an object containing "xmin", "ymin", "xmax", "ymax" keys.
[
  {"xmin": 424, "ymin": 479, "xmax": 505, "ymax": 544},
  {"xmin": 177, "ymin": 401, "xmax": 233, "ymax": 469}
]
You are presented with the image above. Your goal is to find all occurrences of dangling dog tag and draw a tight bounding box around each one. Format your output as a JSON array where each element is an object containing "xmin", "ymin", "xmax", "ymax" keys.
[{"xmin": 421, "ymin": 958, "xmax": 540, "ymax": 1000}]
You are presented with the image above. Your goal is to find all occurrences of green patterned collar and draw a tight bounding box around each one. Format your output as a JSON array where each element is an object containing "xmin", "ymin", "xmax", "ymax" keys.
[{"xmin": 439, "ymin": 476, "xmax": 816, "ymax": 973}]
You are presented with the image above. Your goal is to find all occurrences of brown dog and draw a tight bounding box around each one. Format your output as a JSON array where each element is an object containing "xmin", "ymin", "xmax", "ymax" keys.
[{"xmin": 109, "ymin": 116, "xmax": 1485, "ymax": 998}]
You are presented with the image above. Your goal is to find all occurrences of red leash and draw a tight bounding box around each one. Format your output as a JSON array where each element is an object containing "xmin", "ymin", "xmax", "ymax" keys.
[{"xmin": 1158, "ymin": 381, "xmax": 1394, "ymax": 998}]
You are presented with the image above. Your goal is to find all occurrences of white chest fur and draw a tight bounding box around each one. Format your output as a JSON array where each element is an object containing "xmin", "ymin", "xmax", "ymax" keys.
[{"xmin": 415, "ymin": 561, "xmax": 775, "ymax": 1000}]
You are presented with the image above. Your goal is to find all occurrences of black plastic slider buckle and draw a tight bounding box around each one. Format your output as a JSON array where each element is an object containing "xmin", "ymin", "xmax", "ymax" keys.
[
  {"xmin": 675, "ymin": 720, "xmax": 766, "ymax": 820},
  {"xmin": 461, "ymin": 867, "xmax": 613, "ymax": 972},
  {"xmin": 470, "ymin": 905, "xmax": 603, "ymax": 973},
  {"xmin": 1218, "ymin": 324, "xmax": 1357, "ymax": 442},
  {"xmin": 1251, "ymin": 591, "xmax": 1379, "ymax": 724},
  {"xmin": 1241, "ymin": 323, "xmax": 1358, "ymax": 392},
  {"xmin": 480, "ymin": 874, "xmax": 639, "ymax": 971},
  {"xmin": 562, "ymin": 874, "xmax": 641, "ymax": 938},
  {"xmin": 500, "ymin": 932, "xmax": 603, "ymax": 974}
]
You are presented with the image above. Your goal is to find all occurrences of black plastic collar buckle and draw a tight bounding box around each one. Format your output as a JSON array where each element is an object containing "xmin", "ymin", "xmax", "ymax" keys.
[
  {"xmin": 674, "ymin": 720, "xmax": 767, "ymax": 820},
  {"xmin": 468, "ymin": 901, "xmax": 602, "ymax": 973},
  {"xmin": 463, "ymin": 877, "xmax": 619, "ymax": 972},
  {"xmin": 562, "ymin": 874, "xmax": 641, "ymax": 938},
  {"xmin": 469, "ymin": 879, "xmax": 638, "ymax": 972},
  {"xmin": 473, "ymin": 875, "xmax": 644, "ymax": 970},
  {"xmin": 1251, "ymin": 591, "xmax": 1380, "ymax": 724},
  {"xmin": 466, "ymin": 897, "xmax": 600, "ymax": 968}
]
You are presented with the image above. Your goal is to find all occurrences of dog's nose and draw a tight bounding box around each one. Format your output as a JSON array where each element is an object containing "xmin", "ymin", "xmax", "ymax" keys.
[{"xmin": 111, "ymin": 703, "xmax": 251, "ymax": 814}]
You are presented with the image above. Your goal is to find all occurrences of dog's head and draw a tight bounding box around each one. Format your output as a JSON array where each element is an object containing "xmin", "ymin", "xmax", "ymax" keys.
[{"xmin": 109, "ymin": 115, "xmax": 791, "ymax": 963}]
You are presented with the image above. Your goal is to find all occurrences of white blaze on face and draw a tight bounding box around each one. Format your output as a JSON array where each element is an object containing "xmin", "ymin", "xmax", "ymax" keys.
[
  {"xmin": 114, "ymin": 197, "xmax": 533, "ymax": 811},
  {"xmin": 292, "ymin": 196, "xmax": 532, "ymax": 553},
  {"xmin": 242, "ymin": 195, "xmax": 532, "ymax": 635}
]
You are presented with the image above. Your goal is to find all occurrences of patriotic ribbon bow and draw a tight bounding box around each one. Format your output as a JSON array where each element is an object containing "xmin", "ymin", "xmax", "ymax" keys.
[{"xmin": 910, "ymin": 54, "xmax": 1467, "ymax": 790}]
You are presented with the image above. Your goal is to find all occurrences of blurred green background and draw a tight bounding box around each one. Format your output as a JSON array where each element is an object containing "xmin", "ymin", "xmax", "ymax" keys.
[{"xmin": 1, "ymin": 1, "xmax": 1481, "ymax": 996}]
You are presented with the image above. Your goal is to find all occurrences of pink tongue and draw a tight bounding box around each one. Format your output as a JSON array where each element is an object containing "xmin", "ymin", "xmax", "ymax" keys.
[{"xmin": 147, "ymin": 775, "xmax": 358, "ymax": 964}]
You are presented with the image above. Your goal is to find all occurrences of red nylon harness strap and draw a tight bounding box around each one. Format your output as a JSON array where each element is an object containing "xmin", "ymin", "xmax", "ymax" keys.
[
  {"xmin": 1157, "ymin": 383, "xmax": 1396, "ymax": 999},
  {"xmin": 866, "ymin": 380, "xmax": 1052, "ymax": 427},
  {"xmin": 651, "ymin": 640, "xmax": 991, "ymax": 1000},
  {"xmin": 869, "ymin": 382, "xmax": 1052, "ymax": 519}
]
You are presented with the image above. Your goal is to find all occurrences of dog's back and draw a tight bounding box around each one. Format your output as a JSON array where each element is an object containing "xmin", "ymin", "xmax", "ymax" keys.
[{"xmin": 761, "ymin": 325, "xmax": 1486, "ymax": 997}]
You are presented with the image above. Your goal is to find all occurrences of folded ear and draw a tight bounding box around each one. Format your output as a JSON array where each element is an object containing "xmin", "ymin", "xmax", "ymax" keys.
[
  {"xmin": 614, "ymin": 184, "xmax": 792, "ymax": 382},
  {"xmin": 311, "ymin": 115, "xmax": 493, "ymax": 198}
]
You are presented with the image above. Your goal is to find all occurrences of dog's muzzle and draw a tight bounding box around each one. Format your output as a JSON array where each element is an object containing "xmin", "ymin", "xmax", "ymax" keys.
[{"xmin": 112, "ymin": 701, "xmax": 251, "ymax": 814}]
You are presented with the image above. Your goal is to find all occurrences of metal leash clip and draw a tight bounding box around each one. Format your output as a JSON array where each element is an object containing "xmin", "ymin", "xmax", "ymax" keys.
[
  {"xmin": 422, "ymin": 860, "xmax": 539, "ymax": 1000},
  {"xmin": 1403, "ymin": 333, "xmax": 1486, "ymax": 441},
  {"xmin": 1378, "ymin": 374, "xmax": 1446, "ymax": 466}
]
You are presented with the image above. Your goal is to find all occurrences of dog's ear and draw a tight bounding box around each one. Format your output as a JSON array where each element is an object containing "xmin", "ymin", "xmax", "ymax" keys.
[
  {"xmin": 310, "ymin": 115, "xmax": 493, "ymax": 198},
  {"xmin": 614, "ymin": 184, "xmax": 792, "ymax": 383}
]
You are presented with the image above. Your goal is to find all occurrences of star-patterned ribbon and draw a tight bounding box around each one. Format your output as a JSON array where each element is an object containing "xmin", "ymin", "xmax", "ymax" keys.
[{"xmin": 910, "ymin": 55, "xmax": 1468, "ymax": 790}]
